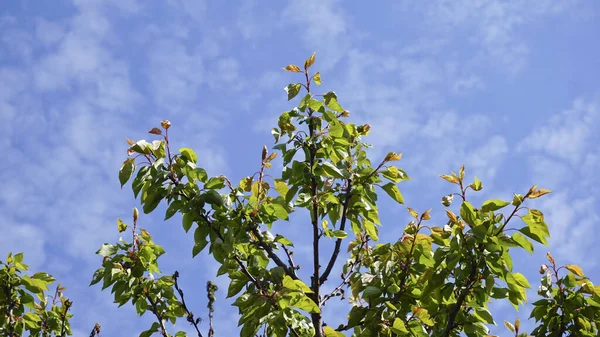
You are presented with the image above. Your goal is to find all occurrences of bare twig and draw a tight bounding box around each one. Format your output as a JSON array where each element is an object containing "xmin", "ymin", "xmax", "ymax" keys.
[
  {"xmin": 89, "ymin": 323, "xmax": 101, "ymax": 337},
  {"xmin": 321, "ymin": 235, "xmax": 366, "ymax": 306},
  {"xmin": 281, "ymin": 244, "xmax": 298, "ymax": 276},
  {"xmin": 173, "ymin": 271, "xmax": 204, "ymax": 337}
]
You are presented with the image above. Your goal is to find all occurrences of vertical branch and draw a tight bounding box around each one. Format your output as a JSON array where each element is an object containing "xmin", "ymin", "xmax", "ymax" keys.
[
  {"xmin": 206, "ymin": 281, "xmax": 218, "ymax": 337},
  {"xmin": 2, "ymin": 277, "xmax": 16, "ymax": 337},
  {"xmin": 319, "ymin": 180, "xmax": 352, "ymax": 285},
  {"xmin": 146, "ymin": 293, "xmax": 169, "ymax": 337},
  {"xmin": 59, "ymin": 299, "xmax": 72, "ymax": 337},
  {"xmin": 304, "ymin": 70, "xmax": 323, "ymax": 337}
]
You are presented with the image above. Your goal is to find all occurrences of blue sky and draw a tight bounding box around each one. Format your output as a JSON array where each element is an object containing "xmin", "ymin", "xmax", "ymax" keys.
[{"xmin": 1, "ymin": 0, "xmax": 599, "ymax": 336}]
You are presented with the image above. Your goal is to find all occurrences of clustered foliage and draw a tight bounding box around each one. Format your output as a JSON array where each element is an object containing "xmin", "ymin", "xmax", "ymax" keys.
[{"xmin": 2, "ymin": 54, "xmax": 600, "ymax": 337}]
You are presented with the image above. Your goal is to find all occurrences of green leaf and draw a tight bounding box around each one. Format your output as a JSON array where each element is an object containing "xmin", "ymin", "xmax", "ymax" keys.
[
  {"xmin": 520, "ymin": 209, "xmax": 550, "ymax": 245},
  {"xmin": 96, "ymin": 244, "xmax": 118, "ymax": 257},
  {"xmin": 164, "ymin": 200, "xmax": 182, "ymax": 220},
  {"xmin": 189, "ymin": 167, "xmax": 208, "ymax": 183},
  {"xmin": 381, "ymin": 183, "xmax": 404, "ymax": 204},
  {"xmin": 119, "ymin": 158, "xmax": 135, "ymax": 187},
  {"xmin": 285, "ymin": 83, "xmax": 302, "ymax": 101},
  {"xmin": 363, "ymin": 220, "xmax": 378, "ymax": 241},
  {"xmin": 323, "ymin": 326, "xmax": 344, "ymax": 337},
  {"xmin": 321, "ymin": 162, "xmax": 345, "ymax": 179},
  {"xmin": 512, "ymin": 232, "xmax": 533, "ymax": 254},
  {"xmin": 512, "ymin": 272, "xmax": 531, "ymax": 288},
  {"xmin": 205, "ymin": 176, "xmax": 225, "ymax": 189},
  {"xmin": 331, "ymin": 230, "xmax": 348, "ymax": 239},
  {"xmin": 324, "ymin": 92, "xmax": 344, "ymax": 112},
  {"xmin": 504, "ymin": 320, "xmax": 515, "ymax": 332},
  {"xmin": 292, "ymin": 296, "xmax": 320, "ymax": 313},
  {"xmin": 381, "ymin": 166, "xmax": 409, "ymax": 183},
  {"xmin": 117, "ymin": 219, "xmax": 127, "ymax": 233},
  {"xmin": 470, "ymin": 176, "xmax": 482, "ymax": 191},
  {"xmin": 566, "ymin": 264, "xmax": 584, "ymax": 277},
  {"xmin": 363, "ymin": 286, "xmax": 382, "ymax": 299},
  {"xmin": 481, "ymin": 199, "xmax": 510, "ymax": 212},
  {"xmin": 193, "ymin": 226, "xmax": 208, "ymax": 257},
  {"xmin": 266, "ymin": 203, "xmax": 289, "ymax": 220},
  {"xmin": 179, "ymin": 148, "xmax": 197, "ymax": 163},
  {"xmin": 227, "ymin": 277, "xmax": 248, "ymax": 298},
  {"xmin": 274, "ymin": 234, "xmax": 293, "ymax": 246},
  {"xmin": 391, "ymin": 318, "xmax": 409, "ymax": 334},
  {"xmin": 460, "ymin": 201, "xmax": 478, "ymax": 227},
  {"xmin": 473, "ymin": 307, "xmax": 495, "ymax": 324},
  {"xmin": 182, "ymin": 213, "xmax": 194, "ymax": 233},
  {"xmin": 274, "ymin": 180, "xmax": 289, "ymax": 197},
  {"xmin": 202, "ymin": 190, "xmax": 223, "ymax": 206},
  {"xmin": 313, "ymin": 72, "xmax": 322, "ymax": 85}
]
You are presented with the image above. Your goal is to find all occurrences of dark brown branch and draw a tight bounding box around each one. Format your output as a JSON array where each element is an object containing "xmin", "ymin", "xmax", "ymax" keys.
[
  {"xmin": 59, "ymin": 299, "xmax": 72, "ymax": 337},
  {"xmin": 281, "ymin": 244, "xmax": 298, "ymax": 277},
  {"xmin": 305, "ymin": 69, "xmax": 323, "ymax": 337},
  {"xmin": 250, "ymin": 227, "xmax": 298, "ymax": 279},
  {"xmin": 321, "ymin": 234, "xmax": 366, "ymax": 306},
  {"xmin": 173, "ymin": 271, "xmax": 204, "ymax": 337},
  {"xmin": 442, "ymin": 242, "xmax": 483, "ymax": 337},
  {"xmin": 146, "ymin": 293, "xmax": 169, "ymax": 337},
  {"xmin": 89, "ymin": 323, "xmax": 101, "ymax": 337},
  {"xmin": 320, "ymin": 180, "xmax": 352, "ymax": 285}
]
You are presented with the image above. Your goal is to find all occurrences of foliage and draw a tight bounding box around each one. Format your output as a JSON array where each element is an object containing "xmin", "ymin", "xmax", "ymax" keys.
[
  {"xmin": 0, "ymin": 253, "xmax": 76, "ymax": 337},
  {"xmin": 2, "ymin": 54, "xmax": 600, "ymax": 337}
]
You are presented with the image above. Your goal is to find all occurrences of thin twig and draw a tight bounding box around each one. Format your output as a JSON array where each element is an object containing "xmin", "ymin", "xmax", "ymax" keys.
[
  {"xmin": 59, "ymin": 299, "xmax": 72, "ymax": 337},
  {"xmin": 89, "ymin": 323, "xmax": 101, "ymax": 337},
  {"xmin": 281, "ymin": 244, "xmax": 298, "ymax": 276},
  {"xmin": 321, "ymin": 235, "xmax": 366, "ymax": 306},
  {"xmin": 173, "ymin": 271, "xmax": 204, "ymax": 337}
]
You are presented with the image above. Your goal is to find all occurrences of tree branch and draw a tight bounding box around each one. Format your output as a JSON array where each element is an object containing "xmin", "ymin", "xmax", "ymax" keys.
[
  {"xmin": 320, "ymin": 180, "xmax": 352, "ymax": 285},
  {"xmin": 173, "ymin": 271, "xmax": 204, "ymax": 337},
  {"xmin": 59, "ymin": 299, "xmax": 72, "ymax": 337},
  {"xmin": 321, "ymin": 234, "xmax": 365, "ymax": 306},
  {"xmin": 281, "ymin": 244, "xmax": 298, "ymax": 277},
  {"xmin": 441, "ymin": 251, "xmax": 479, "ymax": 337},
  {"xmin": 146, "ymin": 293, "xmax": 169, "ymax": 337},
  {"xmin": 250, "ymin": 227, "xmax": 298, "ymax": 279},
  {"xmin": 88, "ymin": 323, "xmax": 101, "ymax": 337},
  {"xmin": 305, "ymin": 69, "xmax": 323, "ymax": 337}
]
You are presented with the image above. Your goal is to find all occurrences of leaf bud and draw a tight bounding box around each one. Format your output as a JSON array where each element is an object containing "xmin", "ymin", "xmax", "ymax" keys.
[
  {"xmin": 161, "ymin": 120, "xmax": 171, "ymax": 130},
  {"xmin": 512, "ymin": 193, "xmax": 523, "ymax": 206},
  {"xmin": 133, "ymin": 207, "xmax": 139, "ymax": 223},
  {"xmin": 539, "ymin": 264, "xmax": 548, "ymax": 274},
  {"xmin": 441, "ymin": 194, "xmax": 454, "ymax": 207}
]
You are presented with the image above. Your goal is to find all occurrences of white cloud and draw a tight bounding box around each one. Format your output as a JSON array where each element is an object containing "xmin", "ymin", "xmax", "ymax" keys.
[
  {"xmin": 452, "ymin": 75, "xmax": 485, "ymax": 95},
  {"xmin": 519, "ymin": 98, "xmax": 599, "ymax": 166},
  {"xmin": 167, "ymin": 0, "xmax": 207, "ymax": 22},
  {"xmin": 0, "ymin": 222, "xmax": 46, "ymax": 271},
  {"xmin": 518, "ymin": 97, "xmax": 599, "ymax": 264},
  {"xmin": 282, "ymin": 0, "xmax": 350, "ymax": 70},
  {"xmin": 399, "ymin": 0, "xmax": 582, "ymax": 76}
]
